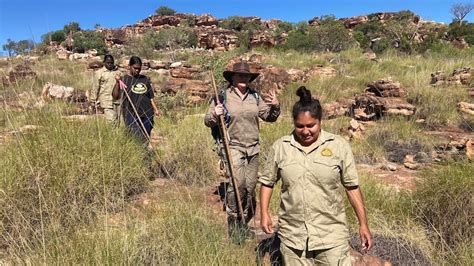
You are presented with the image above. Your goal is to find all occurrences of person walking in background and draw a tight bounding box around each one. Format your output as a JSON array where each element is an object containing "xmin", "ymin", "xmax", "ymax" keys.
[
  {"xmin": 113, "ymin": 56, "xmax": 160, "ymax": 143},
  {"xmin": 90, "ymin": 54, "xmax": 121, "ymax": 125},
  {"xmin": 259, "ymin": 86, "xmax": 372, "ymax": 265},
  {"xmin": 204, "ymin": 61, "xmax": 281, "ymax": 243}
]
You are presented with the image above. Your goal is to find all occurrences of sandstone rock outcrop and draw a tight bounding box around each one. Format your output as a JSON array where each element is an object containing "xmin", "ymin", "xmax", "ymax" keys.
[
  {"xmin": 41, "ymin": 82, "xmax": 75, "ymax": 100},
  {"xmin": 457, "ymin": 101, "xmax": 474, "ymax": 115},
  {"xmin": 431, "ymin": 67, "xmax": 472, "ymax": 86},
  {"xmin": 351, "ymin": 79, "xmax": 415, "ymax": 120}
]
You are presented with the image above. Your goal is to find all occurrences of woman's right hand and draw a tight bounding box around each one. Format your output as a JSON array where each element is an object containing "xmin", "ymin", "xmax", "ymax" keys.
[
  {"xmin": 261, "ymin": 212, "xmax": 274, "ymax": 234},
  {"xmin": 214, "ymin": 104, "xmax": 224, "ymax": 117},
  {"xmin": 115, "ymin": 74, "xmax": 122, "ymax": 81}
]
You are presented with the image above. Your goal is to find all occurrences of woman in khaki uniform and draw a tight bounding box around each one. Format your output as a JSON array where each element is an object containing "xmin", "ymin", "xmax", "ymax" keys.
[
  {"xmin": 204, "ymin": 61, "xmax": 280, "ymax": 243},
  {"xmin": 259, "ymin": 86, "xmax": 372, "ymax": 265}
]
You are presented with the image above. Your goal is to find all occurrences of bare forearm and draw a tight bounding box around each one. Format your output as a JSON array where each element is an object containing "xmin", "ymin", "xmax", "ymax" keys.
[
  {"xmin": 150, "ymin": 98, "xmax": 160, "ymax": 114},
  {"xmin": 260, "ymin": 185, "xmax": 273, "ymax": 214},
  {"xmin": 346, "ymin": 187, "xmax": 369, "ymax": 228},
  {"xmin": 260, "ymin": 184, "xmax": 275, "ymax": 233},
  {"xmin": 112, "ymin": 82, "xmax": 120, "ymax": 100}
]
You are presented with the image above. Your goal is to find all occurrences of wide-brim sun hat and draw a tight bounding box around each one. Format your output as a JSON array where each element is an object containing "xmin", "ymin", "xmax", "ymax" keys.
[{"xmin": 223, "ymin": 61, "xmax": 259, "ymax": 83}]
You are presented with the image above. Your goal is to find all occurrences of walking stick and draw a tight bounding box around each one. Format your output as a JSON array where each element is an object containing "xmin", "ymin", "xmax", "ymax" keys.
[
  {"xmin": 209, "ymin": 70, "xmax": 246, "ymax": 224},
  {"xmin": 118, "ymin": 80, "xmax": 171, "ymax": 179}
]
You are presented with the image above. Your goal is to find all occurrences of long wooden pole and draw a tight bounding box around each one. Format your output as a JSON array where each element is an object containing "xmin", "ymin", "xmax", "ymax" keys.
[{"xmin": 210, "ymin": 71, "xmax": 246, "ymax": 223}]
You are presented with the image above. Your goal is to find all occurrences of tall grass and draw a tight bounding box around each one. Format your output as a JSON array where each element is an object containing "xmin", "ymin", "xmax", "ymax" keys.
[
  {"xmin": 6, "ymin": 185, "xmax": 255, "ymax": 264},
  {"xmin": 413, "ymin": 161, "xmax": 473, "ymax": 265},
  {"xmin": 0, "ymin": 108, "xmax": 150, "ymax": 256},
  {"xmin": 155, "ymin": 115, "xmax": 221, "ymax": 186}
]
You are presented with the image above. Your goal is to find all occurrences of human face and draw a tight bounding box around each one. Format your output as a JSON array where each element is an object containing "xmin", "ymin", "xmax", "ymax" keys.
[
  {"xmin": 130, "ymin": 64, "xmax": 142, "ymax": 77},
  {"xmin": 232, "ymin": 73, "xmax": 252, "ymax": 90},
  {"xmin": 294, "ymin": 111, "xmax": 321, "ymax": 146},
  {"xmin": 104, "ymin": 58, "xmax": 115, "ymax": 71}
]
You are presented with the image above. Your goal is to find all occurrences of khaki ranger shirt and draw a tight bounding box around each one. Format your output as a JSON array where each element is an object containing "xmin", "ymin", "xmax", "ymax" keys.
[
  {"xmin": 259, "ymin": 130, "xmax": 359, "ymax": 250},
  {"xmin": 204, "ymin": 86, "xmax": 280, "ymax": 156},
  {"xmin": 91, "ymin": 66, "xmax": 120, "ymax": 109}
]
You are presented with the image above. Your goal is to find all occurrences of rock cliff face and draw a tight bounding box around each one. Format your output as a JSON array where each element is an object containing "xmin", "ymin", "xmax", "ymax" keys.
[
  {"xmin": 52, "ymin": 10, "xmax": 453, "ymax": 55},
  {"xmin": 97, "ymin": 14, "xmax": 288, "ymax": 51}
]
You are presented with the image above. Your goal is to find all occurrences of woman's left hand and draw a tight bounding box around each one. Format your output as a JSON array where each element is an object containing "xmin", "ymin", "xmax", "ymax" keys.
[
  {"xmin": 359, "ymin": 225, "xmax": 373, "ymax": 252},
  {"xmin": 154, "ymin": 109, "xmax": 161, "ymax": 117}
]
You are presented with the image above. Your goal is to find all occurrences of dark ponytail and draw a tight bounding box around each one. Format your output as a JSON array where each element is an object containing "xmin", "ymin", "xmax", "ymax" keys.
[{"xmin": 292, "ymin": 86, "xmax": 322, "ymax": 120}]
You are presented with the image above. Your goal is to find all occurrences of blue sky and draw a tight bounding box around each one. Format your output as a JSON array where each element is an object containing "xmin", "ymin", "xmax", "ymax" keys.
[{"xmin": 0, "ymin": 0, "xmax": 472, "ymax": 52}]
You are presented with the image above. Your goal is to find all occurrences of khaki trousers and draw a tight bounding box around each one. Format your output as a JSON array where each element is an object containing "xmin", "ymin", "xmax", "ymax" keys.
[
  {"xmin": 280, "ymin": 242, "xmax": 352, "ymax": 266},
  {"xmin": 225, "ymin": 148, "xmax": 259, "ymax": 223},
  {"xmin": 103, "ymin": 104, "xmax": 121, "ymax": 127}
]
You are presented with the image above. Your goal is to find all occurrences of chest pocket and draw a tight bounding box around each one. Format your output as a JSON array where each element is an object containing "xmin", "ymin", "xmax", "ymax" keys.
[
  {"xmin": 309, "ymin": 156, "xmax": 342, "ymax": 189},
  {"xmin": 278, "ymin": 158, "xmax": 305, "ymax": 193}
]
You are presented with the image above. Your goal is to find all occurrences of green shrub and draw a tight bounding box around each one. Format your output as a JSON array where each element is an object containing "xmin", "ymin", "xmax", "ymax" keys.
[
  {"xmin": 195, "ymin": 48, "xmax": 246, "ymax": 85},
  {"xmin": 41, "ymin": 30, "xmax": 66, "ymax": 44},
  {"xmin": 63, "ymin": 22, "xmax": 81, "ymax": 35},
  {"xmin": 237, "ymin": 31, "xmax": 251, "ymax": 50},
  {"xmin": 353, "ymin": 31, "xmax": 370, "ymax": 49},
  {"xmin": 279, "ymin": 30, "xmax": 314, "ymax": 52},
  {"xmin": 447, "ymin": 22, "xmax": 474, "ymax": 41},
  {"xmin": 181, "ymin": 14, "xmax": 197, "ymax": 27},
  {"xmin": 220, "ymin": 16, "xmax": 244, "ymax": 31},
  {"xmin": 125, "ymin": 35, "xmax": 155, "ymax": 58},
  {"xmin": 72, "ymin": 30, "xmax": 108, "ymax": 54},
  {"xmin": 146, "ymin": 28, "xmax": 198, "ymax": 50},
  {"xmin": 280, "ymin": 16, "xmax": 354, "ymax": 52},
  {"xmin": 274, "ymin": 21, "xmax": 293, "ymax": 36},
  {"xmin": 371, "ymin": 38, "xmax": 390, "ymax": 53},
  {"xmin": 220, "ymin": 16, "xmax": 265, "ymax": 33},
  {"xmin": 0, "ymin": 110, "xmax": 150, "ymax": 252},
  {"xmin": 310, "ymin": 16, "xmax": 355, "ymax": 52},
  {"xmin": 155, "ymin": 6, "xmax": 176, "ymax": 16},
  {"xmin": 394, "ymin": 10, "xmax": 416, "ymax": 21},
  {"xmin": 464, "ymin": 34, "xmax": 474, "ymax": 45},
  {"xmin": 354, "ymin": 20, "xmax": 383, "ymax": 36},
  {"xmin": 294, "ymin": 21, "xmax": 309, "ymax": 32}
]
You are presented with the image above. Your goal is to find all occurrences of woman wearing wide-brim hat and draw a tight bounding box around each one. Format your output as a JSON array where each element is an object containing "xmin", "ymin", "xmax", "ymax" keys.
[{"xmin": 204, "ymin": 61, "xmax": 281, "ymax": 244}]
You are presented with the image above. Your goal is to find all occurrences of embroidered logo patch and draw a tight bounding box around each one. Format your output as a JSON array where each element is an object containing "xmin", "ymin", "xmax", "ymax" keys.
[
  {"xmin": 321, "ymin": 148, "xmax": 333, "ymax": 157},
  {"xmin": 131, "ymin": 83, "xmax": 147, "ymax": 94}
]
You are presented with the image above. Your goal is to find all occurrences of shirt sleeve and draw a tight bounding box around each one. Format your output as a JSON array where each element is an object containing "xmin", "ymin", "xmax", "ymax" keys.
[
  {"xmin": 258, "ymin": 95, "xmax": 280, "ymax": 122},
  {"xmin": 340, "ymin": 138, "xmax": 359, "ymax": 187},
  {"xmin": 258, "ymin": 142, "xmax": 280, "ymax": 187},
  {"xmin": 146, "ymin": 77, "xmax": 154, "ymax": 98},
  {"xmin": 90, "ymin": 70, "xmax": 101, "ymax": 103}
]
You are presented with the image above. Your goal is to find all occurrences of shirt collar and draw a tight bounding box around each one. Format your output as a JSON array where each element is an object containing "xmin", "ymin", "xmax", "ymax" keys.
[
  {"xmin": 287, "ymin": 130, "xmax": 335, "ymax": 154},
  {"xmin": 104, "ymin": 66, "xmax": 118, "ymax": 72}
]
